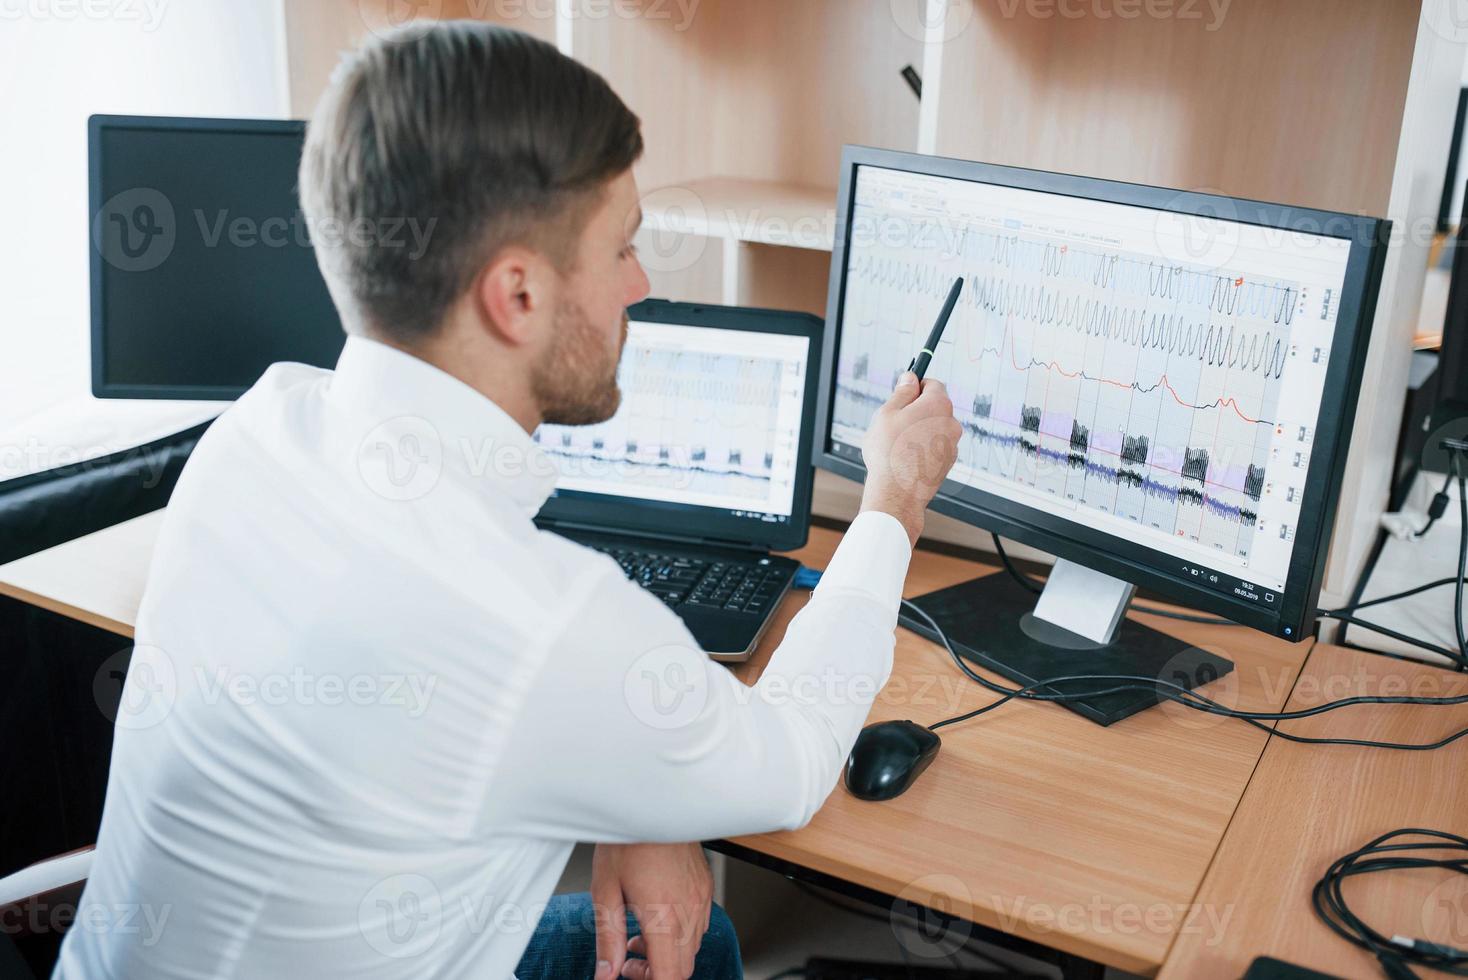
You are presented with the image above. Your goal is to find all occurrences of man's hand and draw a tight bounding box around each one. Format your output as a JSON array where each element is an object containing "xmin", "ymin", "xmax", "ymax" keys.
[
  {"xmin": 860, "ymin": 371, "xmax": 962, "ymax": 545},
  {"xmin": 591, "ymin": 842, "xmax": 712, "ymax": 980}
]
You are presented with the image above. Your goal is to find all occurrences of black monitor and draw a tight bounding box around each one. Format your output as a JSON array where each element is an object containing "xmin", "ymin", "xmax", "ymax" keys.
[
  {"xmin": 89, "ymin": 115, "xmax": 344, "ymax": 399},
  {"xmin": 815, "ymin": 146, "xmax": 1390, "ymax": 724}
]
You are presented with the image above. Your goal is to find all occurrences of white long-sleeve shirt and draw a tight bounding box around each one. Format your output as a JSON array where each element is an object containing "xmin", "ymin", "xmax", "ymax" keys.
[{"xmin": 56, "ymin": 336, "xmax": 911, "ymax": 980}]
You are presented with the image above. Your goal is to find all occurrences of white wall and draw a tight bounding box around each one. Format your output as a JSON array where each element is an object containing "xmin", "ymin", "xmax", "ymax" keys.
[{"xmin": 0, "ymin": 0, "xmax": 288, "ymax": 433}]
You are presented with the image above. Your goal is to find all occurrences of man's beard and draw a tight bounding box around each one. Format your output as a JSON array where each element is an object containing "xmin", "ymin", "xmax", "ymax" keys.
[{"xmin": 531, "ymin": 300, "xmax": 627, "ymax": 427}]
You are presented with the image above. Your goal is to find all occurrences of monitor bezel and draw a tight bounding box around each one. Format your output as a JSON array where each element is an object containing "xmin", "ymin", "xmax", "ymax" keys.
[
  {"xmin": 89, "ymin": 113, "xmax": 318, "ymax": 400},
  {"xmin": 537, "ymin": 299, "xmax": 823, "ymax": 554},
  {"xmin": 814, "ymin": 145, "xmax": 1390, "ymax": 641}
]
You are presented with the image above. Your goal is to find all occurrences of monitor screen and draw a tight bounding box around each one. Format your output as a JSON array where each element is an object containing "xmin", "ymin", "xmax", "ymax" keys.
[
  {"xmin": 818, "ymin": 150, "xmax": 1387, "ymax": 640},
  {"xmin": 536, "ymin": 318, "xmax": 811, "ymax": 528},
  {"xmin": 90, "ymin": 116, "xmax": 345, "ymax": 398}
]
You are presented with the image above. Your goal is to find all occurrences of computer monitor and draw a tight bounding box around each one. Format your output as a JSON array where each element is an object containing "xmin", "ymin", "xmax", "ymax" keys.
[
  {"xmin": 815, "ymin": 146, "xmax": 1390, "ymax": 724},
  {"xmin": 534, "ymin": 299, "xmax": 820, "ymax": 553},
  {"xmin": 89, "ymin": 115, "xmax": 344, "ymax": 399}
]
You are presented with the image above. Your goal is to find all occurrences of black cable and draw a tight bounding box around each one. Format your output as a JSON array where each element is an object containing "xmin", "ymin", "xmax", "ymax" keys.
[
  {"xmin": 1334, "ymin": 576, "xmax": 1468, "ymax": 614},
  {"xmin": 1312, "ymin": 828, "xmax": 1468, "ymax": 977},
  {"xmin": 1454, "ymin": 465, "xmax": 1467, "ymax": 666},
  {"xmin": 990, "ymin": 534, "xmax": 1234, "ymax": 626},
  {"xmin": 1412, "ymin": 469, "xmax": 1455, "ymax": 539},
  {"xmin": 1321, "ymin": 452, "xmax": 1468, "ymax": 672},
  {"xmin": 902, "ymin": 599, "xmax": 1468, "ymax": 751},
  {"xmin": 1320, "ymin": 462, "xmax": 1468, "ymax": 672},
  {"xmin": 1316, "ymin": 609, "xmax": 1468, "ymax": 669}
]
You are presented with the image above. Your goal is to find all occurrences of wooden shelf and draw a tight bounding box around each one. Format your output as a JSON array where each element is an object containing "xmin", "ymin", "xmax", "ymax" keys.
[
  {"xmin": 279, "ymin": 0, "xmax": 1459, "ymax": 613},
  {"xmin": 640, "ymin": 177, "xmax": 836, "ymax": 251}
]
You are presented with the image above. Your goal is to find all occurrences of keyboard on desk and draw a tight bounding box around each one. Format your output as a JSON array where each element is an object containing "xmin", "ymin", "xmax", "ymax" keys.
[{"xmin": 594, "ymin": 545, "xmax": 787, "ymax": 616}]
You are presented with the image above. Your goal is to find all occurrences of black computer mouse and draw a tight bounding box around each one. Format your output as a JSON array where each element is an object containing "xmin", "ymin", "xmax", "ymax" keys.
[{"xmin": 844, "ymin": 719, "xmax": 941, "ymax": 801}]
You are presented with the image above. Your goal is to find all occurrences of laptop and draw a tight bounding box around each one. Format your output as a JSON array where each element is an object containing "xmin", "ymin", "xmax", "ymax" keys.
[{"xmin": 534, "ymin": 299, "xmax": 822, "ymax": 661}]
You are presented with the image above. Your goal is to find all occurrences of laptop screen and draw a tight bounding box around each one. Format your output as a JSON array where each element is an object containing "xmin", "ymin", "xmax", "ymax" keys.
[{"xmin": 534, "ymin": 307, "xmax": 818, "ymax": 551}]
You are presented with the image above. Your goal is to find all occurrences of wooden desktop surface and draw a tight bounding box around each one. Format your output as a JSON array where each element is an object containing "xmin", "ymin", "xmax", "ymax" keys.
[
  {"xmin": 1157, "ymin": 644, "xmax": 1468, "ymax": 979},
  {"xmin": 1, "ymin": 514, "xmax": 1322, "ymax": 974},
  {"xmin": 731, "ymin": 526, "xmax": 1312, "ymax": 976},
  {"xmin": 0, "ymin": 509, "xmax": 161, "ymax": 638}
]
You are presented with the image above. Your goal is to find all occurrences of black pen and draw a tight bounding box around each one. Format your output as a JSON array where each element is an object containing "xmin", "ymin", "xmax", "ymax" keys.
[{"xmin": 907, "ymin": 276, "xmax": 963, "ymax": 380}]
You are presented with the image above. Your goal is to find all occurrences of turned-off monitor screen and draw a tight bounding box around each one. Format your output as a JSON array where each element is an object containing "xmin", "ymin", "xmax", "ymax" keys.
[{"xmin": 90, "ymin": 117, "xmax": 344, "ymax": 399}]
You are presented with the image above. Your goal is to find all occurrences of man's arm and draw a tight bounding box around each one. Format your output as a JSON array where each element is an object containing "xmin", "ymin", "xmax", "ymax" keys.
[{"xmin": 479, "ymin": 374, "xmax": 960, "ymax": 843}]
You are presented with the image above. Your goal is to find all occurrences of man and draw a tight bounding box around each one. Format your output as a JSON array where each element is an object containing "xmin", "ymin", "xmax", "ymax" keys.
[{"xmin": 57, "ymin": 21, "xmax": 961, "ymax": 980}]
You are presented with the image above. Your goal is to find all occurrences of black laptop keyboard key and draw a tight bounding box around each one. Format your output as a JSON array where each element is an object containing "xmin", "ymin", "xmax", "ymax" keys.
[{"xmin": 593, "ymin": 543, "xmax": 786, "ymax": 614}]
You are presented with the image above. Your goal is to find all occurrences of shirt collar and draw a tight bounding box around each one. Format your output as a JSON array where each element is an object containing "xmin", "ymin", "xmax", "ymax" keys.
[{"xmin": 327, "ymin": 335, "xmax": 559, "ymax": 517}]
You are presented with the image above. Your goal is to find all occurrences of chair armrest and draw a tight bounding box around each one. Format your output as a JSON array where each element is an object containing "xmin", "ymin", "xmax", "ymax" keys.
[{"xmin": 0, "ymin": 848, "xmax": 93, "ymax": 907}]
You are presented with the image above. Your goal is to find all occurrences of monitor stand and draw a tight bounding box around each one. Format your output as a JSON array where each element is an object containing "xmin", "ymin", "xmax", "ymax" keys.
[{"xmin": 899, "ymin": 559, "xmax": 1235, "ymax": 726}]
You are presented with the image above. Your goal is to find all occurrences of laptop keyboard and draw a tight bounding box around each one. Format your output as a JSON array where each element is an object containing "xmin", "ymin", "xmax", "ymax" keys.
[{"xmin": 594, "ymin": 545, "xmax": 786, "ymax": 615}]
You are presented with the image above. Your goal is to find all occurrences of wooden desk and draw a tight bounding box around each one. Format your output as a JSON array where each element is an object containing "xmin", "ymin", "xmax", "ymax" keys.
[
  {"xmin": 730, "ymin": 526, "xmax": 1312, "ymax": 976},
  {"xmin": 0, "ymin": 509, "xmax": 161, "ymax": 638},
  {"xmin": 0, "ymin": 514, "xmax": 1315, "ymax": 975},
  {"xmin": 1158, "ymin": 644, "xmax": 1468, "ymax": 979}
]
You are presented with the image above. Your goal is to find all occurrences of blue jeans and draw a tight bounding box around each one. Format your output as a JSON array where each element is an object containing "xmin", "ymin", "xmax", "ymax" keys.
[{"xmin": 515, "ymin": 892, "xmax": 742, "ymax": 979}]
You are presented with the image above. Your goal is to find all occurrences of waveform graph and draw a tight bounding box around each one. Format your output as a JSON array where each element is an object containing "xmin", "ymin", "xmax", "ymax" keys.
[
  {"xmin": 537, "ymin": 326, "xmax": 807, "ymax": 515},
  {"xmin": 832, "ymin": 189, "xmax": 1303, "ymax": 567}
]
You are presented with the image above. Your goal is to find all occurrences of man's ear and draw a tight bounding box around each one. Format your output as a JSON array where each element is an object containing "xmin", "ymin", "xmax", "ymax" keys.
[{"xmin": 474, "ymin": 246, "xmax": 550, "ymax": 347}]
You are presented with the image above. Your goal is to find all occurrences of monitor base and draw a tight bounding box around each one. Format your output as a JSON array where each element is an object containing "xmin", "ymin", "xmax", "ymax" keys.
[{"xmin": 900, "ymin": 572, "xmax": 1234, "ymax": 726}]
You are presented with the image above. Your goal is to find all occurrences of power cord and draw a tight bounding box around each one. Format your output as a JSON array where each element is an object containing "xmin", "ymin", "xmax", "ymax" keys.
[
  {"xmin": 989, "ymin": 534, "xmax": 1235, "ymax": 626},
  {"xmin": 1313, "ymin": 828, "xmax": 1468, "ymax": 978},
  {"xmin": 1317, "ymin": 450, "xmax": 1468, "ymax": 672},
  {"xmin": 1413, "ymin": 470, "xmax": 1455, "ymax": 539},
  {"xmin": 901, "ymin": 599, "xmax": 1468, "ymax": 751}
]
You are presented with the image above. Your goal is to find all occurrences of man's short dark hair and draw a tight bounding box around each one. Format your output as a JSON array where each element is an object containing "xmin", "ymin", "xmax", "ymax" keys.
[{"xmin": 300, "ymin": 21, "xmax": 643, "ymax": 343}]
